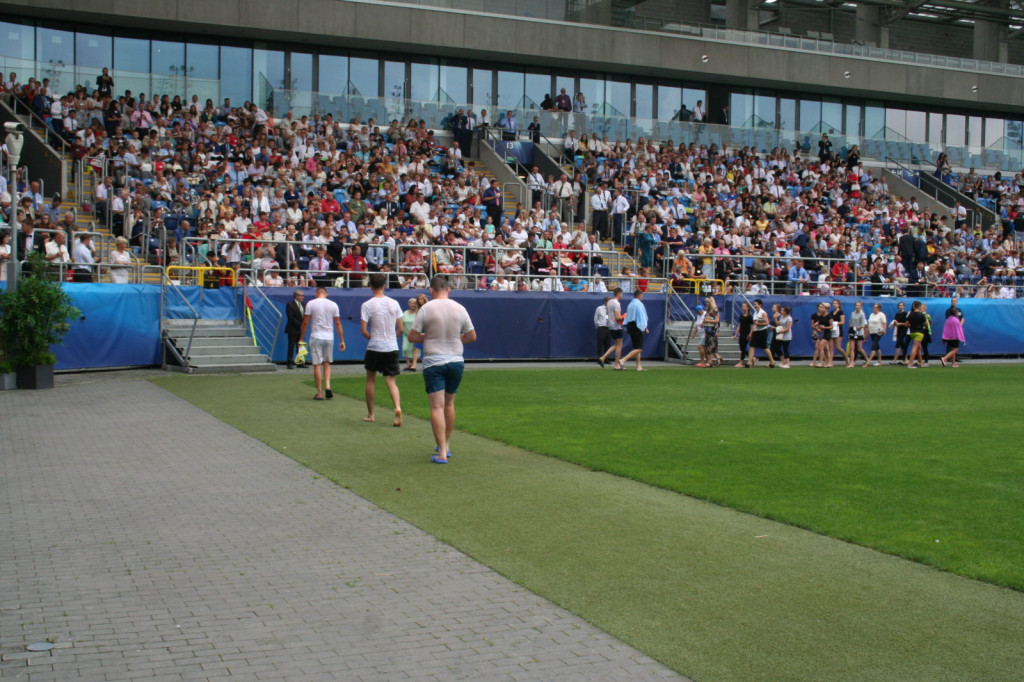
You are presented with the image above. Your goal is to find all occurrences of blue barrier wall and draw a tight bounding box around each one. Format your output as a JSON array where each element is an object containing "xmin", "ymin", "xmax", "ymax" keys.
[
  {"xmin": 252, "ymin": 289, "xmax": 667, "ymax": 363},
  {"xmin": 16, "ymin": 283, "xmax": 1021, "ymax": 370}
]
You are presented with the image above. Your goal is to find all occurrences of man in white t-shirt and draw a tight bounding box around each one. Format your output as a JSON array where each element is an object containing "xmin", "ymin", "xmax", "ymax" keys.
[
  {"xmin": 360, "ymin": 273, "xmax": 404, "ymax": 427},
  {"xmin": 597, "ymin": 288, "xmax": 625, "ymax": 368},
  {"xmin": 408, "ymin": 275, "xmax": 476, "ymax": 464},
  {"xmin": 299, "ymin": 287, "xmax": 345, "ymax": 400}
]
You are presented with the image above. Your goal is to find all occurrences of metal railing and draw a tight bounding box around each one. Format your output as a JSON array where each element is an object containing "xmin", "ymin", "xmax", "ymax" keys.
[
  {"xmin": 659, "ymin": 251, "xmax": 1024, "ymax": 299},
  {"xmin": 166, "ymin": 265, "xmax": 237, "ymax": 287},
  {"xmin": 242, "ymin": 274, "xmax": 284, "ymax": 360},
  {"xmin": 160, "ymin": 271, "xmax": 200, "ymax": 369},
  {"xmin": 664, "ymin": 288, "xmax": 699, "ymax": 364}
]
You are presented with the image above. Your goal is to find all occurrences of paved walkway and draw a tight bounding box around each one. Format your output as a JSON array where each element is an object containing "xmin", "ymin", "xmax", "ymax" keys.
[{"xmin": 0, "ymin": 374, "xmax": 681, "ymax": 681}]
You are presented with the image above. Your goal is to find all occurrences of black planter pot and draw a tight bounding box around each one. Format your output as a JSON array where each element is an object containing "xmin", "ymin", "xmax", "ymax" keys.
[{"xmin": 16, "ymin": 364, "xmax": 55, "ymax": 390}]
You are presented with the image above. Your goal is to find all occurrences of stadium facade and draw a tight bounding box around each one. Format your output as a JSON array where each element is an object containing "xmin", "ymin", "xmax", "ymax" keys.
[{"xmin": 2, "ymin": 0, "xmax": 1024, "ymax": 156}]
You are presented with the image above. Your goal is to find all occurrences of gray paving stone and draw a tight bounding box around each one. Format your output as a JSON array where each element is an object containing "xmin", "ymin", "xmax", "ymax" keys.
[{"xmin": 0, "ymin": 374, "xmax": 684, "ymax": 681}]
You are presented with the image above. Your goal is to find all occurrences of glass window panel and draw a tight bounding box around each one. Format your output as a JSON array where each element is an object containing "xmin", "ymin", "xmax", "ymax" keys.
[
  {"xmin": 730, "ymin": 91, "xmax": 753, "ymax": 128},
  {"xmin": 946, "ymin": 114, "xmax": 965, "ymax": 146},
  {"xmin": 985, "ymin": 118, "xmax": 1004, "ymax": 148},
  {"xmin": 410, "ymin": 61, "xmax": 439, "ymax": 101},
  {"xmin": 253, "ymin": 47, "xmax": 284, "ymax": 90},
  {"xmin": 906, "ymin": 110, "xmax": 926, "ymax": 143},
  {"xmin": 74, "ymin": 32, "xmax": 111, "ymax": 96},
  {"xmin": 440, "ymin": 64, "xmax": 466, "ymax": 104},
  {"xmin": 219, "ymin": 45, "xmax": 252, "ymax": 106},
  {"xmin": 472, "ymin": 68, "xmax": 492, "ymax": 109},
  {"xmin": 578, "ymin": 77, "xmax": 602, "ymax": 115},
  {"xmin": 605, "ymin": 80, "xmax": 629, "ymax": 117},
  {"xmin": 967, "ymin": 115, "xmax": 982, "ymax": 147},
  {"xmin": 253, "ymin": 47, "xmax": 284, "ymax": 110},
  {"xmin": 37, "ymin": 27, "xmax": 73, "ymax": 65},
  {"xmin": 799, "ymin": 99, "xmax": 821, "ymax": 132},
  {"xmin": 348, "ymin": 56, "xmax": 378, "ymax": 97},
  {"xmin": 75, "ymin": 32, "xmax": 111, "ymax": 69},
  {"xmin": 864, "ymin": 105, "xmax": 885, "ymax": 139},
  {"xmin": 114, "ymin": 37, "xmax": 149, "ymax": 74},
  {"xmin": 821, "ymin": 98, "xmax": 842, "ymax": 133},
  {"xmin": 778, "ymin": 98, "xmax": 796, "ymax": 131},
  {"xmin": 288, "ymin": 52, "xmax": 313, "ymax": 115},
  {"xmin": 383, "ymin": 60, "xmax": 404, "ymax": 99},
  {"xmin": 496, "ymin": 70, "xmax": 524, "ymax": 109},
  {"xmin": 318, "ymin": 54, "xmax": 348, "ymax": 95},
  {"xmin": 290, "ymin": 52, "xmax": 312, "ymax": 91},
  {"xmin": 524, "ymin": 72, "xmax": 549, "ymax": 109},
  {"xmin": 634, "ymin": 83, "xmax": 653, "ymax": 120},
  {"xmin": 152, "ymin": 40, "xmax": 185, "ymax": 76},
  {"xmin": 928, "ymin": 112, "xmax": 943, "ymax": 144},
  {"xmin": 884, "ymin": 109, "xmax": 909, "ymax": 139},
  {"xmin": 844, "ymin": 104, "xmax": 861, "ymax": 137},
  {"xmin": 37, "ymin": 27, "xmax": 74, "ymax": 94},
  {"xmin": 657, "ymin": 85, "xmax": 681, "ymax": 121},
  {"xmin": 754, "ymin": 93, "xmax": 775, "ymax": 128},
  {"xmin": 0, "ymin": 21, "xmax": 34, "ymax": 60},
  {"xmin": 187, "ymin": 43, "xmax": 218, "ymax": 80}
]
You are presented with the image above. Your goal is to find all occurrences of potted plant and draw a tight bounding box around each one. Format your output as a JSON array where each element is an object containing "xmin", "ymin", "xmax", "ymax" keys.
[
  {"xmin": 0, "ymin": 360, "xmax": 15, "ymax": 390},
  {"xmin": 0, "ymin": 252, "xmax": 80, "ymax": 390}
]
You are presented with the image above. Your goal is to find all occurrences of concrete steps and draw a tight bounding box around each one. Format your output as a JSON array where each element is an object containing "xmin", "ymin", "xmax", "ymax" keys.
[
  {"xmin": 163, "ymin": 319, "xmax": 276, "ymax": 374},
  {"xmin": 666, "ymin": 321, "xmax": 743, "ymax": 364}
]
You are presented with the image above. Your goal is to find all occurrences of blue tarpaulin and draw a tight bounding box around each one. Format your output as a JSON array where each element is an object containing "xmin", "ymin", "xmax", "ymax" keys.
[{"xmin": 13, "ymin": 283, "xmax": 1021, "ymax": 370}]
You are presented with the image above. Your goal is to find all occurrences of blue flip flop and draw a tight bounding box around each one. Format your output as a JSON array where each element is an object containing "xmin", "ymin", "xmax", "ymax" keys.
[
  {"xmin": 430, "ymin": 455, "xmax": 448, "ymax": 464},
  {"xmin": 434, "ymin": 446, "xmax": 452, "ymax": 458}
]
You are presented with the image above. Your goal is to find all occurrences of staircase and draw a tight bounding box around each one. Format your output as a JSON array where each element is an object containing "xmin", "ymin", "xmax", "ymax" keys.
[
  {"xmin": 664, "ymin": 291, "xmax": 746, "ymax": 365},
  {"xmin": 162, "ymin": 319, "xmax": 276, "ymax": 374}
]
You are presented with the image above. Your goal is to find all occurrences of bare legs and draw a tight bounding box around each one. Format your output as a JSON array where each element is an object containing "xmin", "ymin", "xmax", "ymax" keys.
[
  {"xmin": 313, "ymin": 361, "xmax": 331, "ymax": 399},
  {"xmin": 364, "ymin": 371, "xmax": 402, "ymax": 426},
  {"xmin": 599, "ymin": 338, "xmax": 623, "ymax": 368},
  {"xmin": 428, "ymin": 391, "xmax": 456, "ymax": 461},
  {"xmin": 621, "ymin": 347, "xmax": 644, "ymax": 371}
]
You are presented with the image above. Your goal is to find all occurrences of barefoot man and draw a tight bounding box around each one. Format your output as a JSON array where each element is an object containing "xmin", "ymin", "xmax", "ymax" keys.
[
  {"xmin": 407, "ymin": 275, "xmax": 476, "ymax": 464},
  {"xmin": 299, "ymin": 287, "xmax": 345, "ymax": 400},
  {"xmin": 360, "ymin": 273, "xmax": 404, "ymax": 426}
]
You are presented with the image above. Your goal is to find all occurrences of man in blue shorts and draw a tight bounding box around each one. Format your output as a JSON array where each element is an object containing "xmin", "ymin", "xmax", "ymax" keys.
[{"xmin": 408, "ymin": 275, "xmax": 477, "ymax": 464}]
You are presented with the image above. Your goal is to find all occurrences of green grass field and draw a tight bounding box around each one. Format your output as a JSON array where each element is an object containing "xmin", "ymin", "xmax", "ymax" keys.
[
  {"xmin": 156, "ymin": 365, "xmax": 1024, "ymax": 681},
  {"xmin": 336, "ymin": 365, "xmax": 1024, "ymax": 591}
]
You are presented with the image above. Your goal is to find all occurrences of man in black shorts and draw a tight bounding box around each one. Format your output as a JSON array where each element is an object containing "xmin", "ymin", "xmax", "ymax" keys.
[{"xmin": 360, "ymin": 273, "xmax": 404, "ymax": 426}]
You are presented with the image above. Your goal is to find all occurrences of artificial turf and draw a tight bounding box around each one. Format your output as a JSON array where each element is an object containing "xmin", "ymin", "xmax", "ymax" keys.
[
  {"xmin": 155, "ymin": 366, "xmax": 1024, "ymax": 681},
  {"xmin": 339, "ymin": 364, "xmax": 1024, "ymax": 592}
]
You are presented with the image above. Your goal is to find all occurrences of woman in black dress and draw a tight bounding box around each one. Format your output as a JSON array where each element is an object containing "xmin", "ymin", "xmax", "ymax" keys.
[
  {"xmin": 811, "ymin": 302, "xmax": 833, "ymax": 368},
  {"xmin": 734, "ymin": 301, "xmax": 753, "ymax": 367}
]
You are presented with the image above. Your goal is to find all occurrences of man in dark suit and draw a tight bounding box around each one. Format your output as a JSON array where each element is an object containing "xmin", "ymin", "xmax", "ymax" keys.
[
  {"xmin": 15, "ymin": 220, "xmax": 46, "ymax": 274},
  {"xmin": 898, "ymin": 230, "xmax": 916, "ymax": 268},
  {"xmin": 284, "ymin": 289, "xmax": 306, "ymax": 369},
  {"xmin": 452, "ymin": 108, "xmax": 470, "ymax": 153}
]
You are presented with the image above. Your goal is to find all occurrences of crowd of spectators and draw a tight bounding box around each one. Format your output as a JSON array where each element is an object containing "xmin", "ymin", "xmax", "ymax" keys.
[
  {"xmin": 0, "ymin": 69, "xmax": 1021, "ymax": 298},
  {"xmin": 573, "ymin": 133, "xmax": 1024, "ymax": 299}
]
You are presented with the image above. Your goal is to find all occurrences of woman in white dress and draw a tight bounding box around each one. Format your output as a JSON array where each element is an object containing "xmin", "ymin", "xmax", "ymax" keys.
[{"xmin": 107, "ymin": 236, "xmax": 133, "ymax": 283}]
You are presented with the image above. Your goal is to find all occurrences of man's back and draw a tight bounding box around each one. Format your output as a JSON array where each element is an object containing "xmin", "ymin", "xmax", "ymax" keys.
[
  {"xmin": 415, "ymin": 299, "xmax": 473, "ymax": 364},
  {"xmin": 361, "ymin": 296, "xmax": 402, "ymax": 352},
  {"xmin": 306, "ymin": 297, "xmax": 339, "ymax": 340},
  {"xmin": 606, "ymin": 298, "xmax": 622, "ymax": 330}
]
